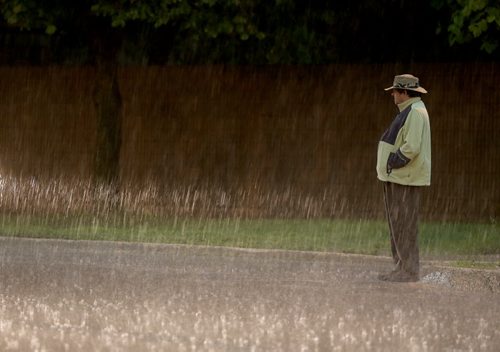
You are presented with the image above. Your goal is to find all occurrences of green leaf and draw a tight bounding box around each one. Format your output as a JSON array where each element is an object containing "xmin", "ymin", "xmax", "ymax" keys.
[
  {"xmin": 6, "ymin": 16, "xmax": 19, "ymax": 25},
  {"xmin": 430, "ymin": 0, "xmax": 446, "ymax": 10},
  {"xmin": 233, "ymin": 15, "xmax": 246, "ymax": 24},
  {"xmin": 436, "ymin": 23, "xmax": 442, "ymax": 35},
  {"xmin": 13, "ymin": 4, "xmax": 24, "ymax": 14},
  {"xmin": 481, "ymin": 40, "xmax": 498, "ymax": 53},
  {"xmin": 224, "ymin": 23, "xmax": 234, "ymax": 34},
  {"xmin": 111, "ymin": 17, "xmax": 127, "ymax": 27},
  {"xmin": 470, "ymin": 0, "xmax": 487, "ymax": 12},
  {"xmin": 45, "ymin": 24, "xmax": 56, "ymax": 35},
  {"xmin": 469, "ymin": 19, "xmax": 488, "ymax": 37}
]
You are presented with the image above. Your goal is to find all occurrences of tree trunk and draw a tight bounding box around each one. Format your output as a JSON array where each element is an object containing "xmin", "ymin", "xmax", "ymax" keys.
[{"xmin": 92, "ymin": 34, "xmax": 123, "ymax": 187}]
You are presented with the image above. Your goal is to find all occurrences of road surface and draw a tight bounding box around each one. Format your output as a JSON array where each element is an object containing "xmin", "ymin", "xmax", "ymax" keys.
[{"xmin": 0, "ymin": 237, "xmax": 499, "ymax": 351}]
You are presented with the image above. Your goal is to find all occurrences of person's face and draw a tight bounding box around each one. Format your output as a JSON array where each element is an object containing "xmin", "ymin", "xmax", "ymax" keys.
[{"xmin": 391, "ymin": 89, "xmax": 409, "ymax": 105}]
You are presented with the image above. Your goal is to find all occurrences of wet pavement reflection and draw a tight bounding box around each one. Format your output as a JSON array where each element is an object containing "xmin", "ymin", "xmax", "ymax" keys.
[{"xmin": 1, "ymin": 237, "xmax": 499, "ymax": 351}]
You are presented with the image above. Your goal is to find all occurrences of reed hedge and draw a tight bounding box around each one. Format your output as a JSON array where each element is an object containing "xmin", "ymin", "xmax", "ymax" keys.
[{"xmin": 0, "ymin": 64, "xmax": 498, "ymax": 221}]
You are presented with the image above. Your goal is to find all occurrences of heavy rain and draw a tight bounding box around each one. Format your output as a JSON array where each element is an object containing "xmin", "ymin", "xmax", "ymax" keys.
[{"xmin": 1, "ymin": 1, "xmax": 499, "ymax": 351}]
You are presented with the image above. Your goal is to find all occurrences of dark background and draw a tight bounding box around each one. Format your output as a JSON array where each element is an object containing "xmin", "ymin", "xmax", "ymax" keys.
[{"xmin": 1, "ymin": 1, "xmax": 497, "ymax": 65}]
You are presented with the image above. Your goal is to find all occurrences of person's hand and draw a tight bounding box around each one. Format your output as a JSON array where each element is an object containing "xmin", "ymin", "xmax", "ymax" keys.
[{"xmin": 387, "ymin": 150, "xmax": 410, "ymax": 174}]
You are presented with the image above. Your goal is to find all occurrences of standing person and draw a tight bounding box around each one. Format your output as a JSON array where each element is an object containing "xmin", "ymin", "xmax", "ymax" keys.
[{"xmin": 376, "ymin": 74, "xmax": 431, "ymax": 282}]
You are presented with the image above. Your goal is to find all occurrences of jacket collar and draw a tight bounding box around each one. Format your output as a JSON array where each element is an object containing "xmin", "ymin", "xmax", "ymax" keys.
[{"xmin": 397, "ymin": 97, "xmax": 421, "ymax": 112}]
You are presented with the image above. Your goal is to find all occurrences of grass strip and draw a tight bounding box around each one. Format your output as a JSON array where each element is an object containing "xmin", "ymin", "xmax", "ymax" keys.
[{"xmin": 1, "ymin": 214, "xmax": 498, "ymax": 259}]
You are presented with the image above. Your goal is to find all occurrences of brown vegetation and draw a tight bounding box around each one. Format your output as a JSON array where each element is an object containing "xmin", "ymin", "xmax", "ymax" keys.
[{"xmin": 0, "ymin": 64, "xmax": 498, "ymax": 220}]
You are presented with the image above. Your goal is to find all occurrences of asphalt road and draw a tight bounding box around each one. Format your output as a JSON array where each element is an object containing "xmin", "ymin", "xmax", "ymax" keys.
[{"xmin": 0, "ymin": 237, "xmax": 499, "ymax": 351}]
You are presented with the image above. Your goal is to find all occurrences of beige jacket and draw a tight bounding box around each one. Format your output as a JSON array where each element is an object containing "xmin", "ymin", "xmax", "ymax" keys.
[{"xmin": 376, "ymin": 97, "xmax": 431, "ymax": 186}]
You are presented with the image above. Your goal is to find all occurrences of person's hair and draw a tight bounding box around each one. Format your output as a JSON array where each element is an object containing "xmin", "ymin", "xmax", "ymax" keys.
[{"xmin": 394, "ymin": 89, "xmax": 422, "ymax": 98}]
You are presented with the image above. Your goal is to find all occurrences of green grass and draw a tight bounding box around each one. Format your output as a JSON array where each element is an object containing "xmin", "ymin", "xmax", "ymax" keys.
[
  {"xmin": 447, "ymin": 260, "xmax": 500, "ymax": 270},
  {"xmin": 1, "ymin": 213, "xmax": 499, "ymax": 259}
]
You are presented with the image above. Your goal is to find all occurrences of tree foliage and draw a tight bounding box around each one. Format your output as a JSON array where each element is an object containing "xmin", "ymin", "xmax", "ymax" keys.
[
  {"xmin": 433, "ymin": 0, "xmax": 500, "ymax": 54},
  {"xmin": 1, "ymin": 0, "xmax": 266, "ymax": 61},
  {"xmin": 3, "ymin": 0, "xmax": 498, "ymax": 64}
]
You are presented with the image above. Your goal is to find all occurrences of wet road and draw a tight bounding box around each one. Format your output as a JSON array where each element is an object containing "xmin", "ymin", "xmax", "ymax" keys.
[{"xmin": 1, "ymin": 237, "xmax": 499, "ymax": 351}]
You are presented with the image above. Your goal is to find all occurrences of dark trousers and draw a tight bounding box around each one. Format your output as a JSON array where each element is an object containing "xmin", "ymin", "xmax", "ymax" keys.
[{"xmin": 383, "ymin": 182, "xmax": 421, "ymax": 275}]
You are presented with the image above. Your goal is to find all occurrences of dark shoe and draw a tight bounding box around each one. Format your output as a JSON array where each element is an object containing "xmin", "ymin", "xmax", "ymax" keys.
[
  {"xmin": 377, "ymin": 270, "xmax": 399, "ymax": 281},
  {"xmin": 385, "ymin": 270, "xmax": 419, "ymax": 282}
]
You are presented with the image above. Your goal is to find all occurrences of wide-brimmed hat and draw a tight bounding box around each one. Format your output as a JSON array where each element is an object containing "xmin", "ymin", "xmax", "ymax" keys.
[{"xmin": 384, "ymin": 74, "xmax": 428, "ymax": 94}]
